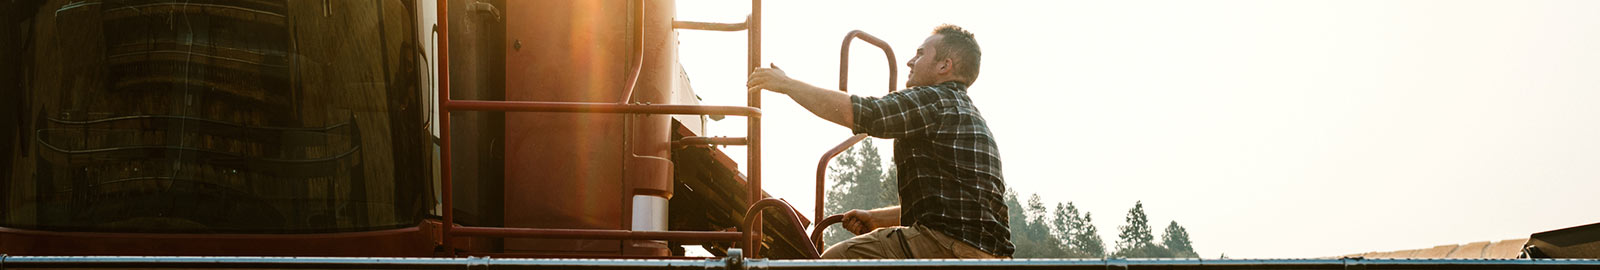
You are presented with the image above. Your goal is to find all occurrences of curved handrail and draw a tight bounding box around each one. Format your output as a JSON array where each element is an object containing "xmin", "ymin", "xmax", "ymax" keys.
[
  {"xmin": 741, "ymin": 198, "xmax": 822, "ymax": 259},
  {"xmin": 809, "ymin": 214, "xmax": 846, "ymax": 254},
  {"xmin": 839, "ymin": 30, "xmax": 898, "ymax": 92},
  {"xmin": 812, "ymin": 134, "xmax": 868, "ymax": 227},
  {"xmin": 810, "ymin": 31, "xmax": 898, "ymax": 253}
]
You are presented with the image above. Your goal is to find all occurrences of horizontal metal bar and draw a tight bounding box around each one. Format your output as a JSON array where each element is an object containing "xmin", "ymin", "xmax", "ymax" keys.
[
  {"xmin": 673, "ymin": 19, "xmax": 748, "ymax": 31},
  {"xmin": 675, "ymin": 136, "xmax": 749, "ymax": 147},
  {"xmin": 445, "ymin": 100, "xmax": 760, "ymax": 117},
  {"xmin": 0, "ymin": 256, "xmax": 720, "ymax": 269},
  {"xmin": 456, "ymin": 252, "xmax": 717, "ymax": 260},
  {"xmin": 756, "ymin": 258, "xmax": 1600, "ymax": 269},
  {"xmin": 5, "ymin": 256, "xmax": 1599, "ymax": 269},
  {"xmin": 450, "ymin": 226, "xmax": 744, "ymax": 242}
]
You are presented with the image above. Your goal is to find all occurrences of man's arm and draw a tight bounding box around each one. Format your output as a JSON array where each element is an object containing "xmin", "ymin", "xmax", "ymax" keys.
[
  {"xmin": 747, "ymin": 66, "xmax": 854, "ymax": 128},
  {"xmin": 843, "ymin": 205, "xmax": 901, "ymax": 235}
]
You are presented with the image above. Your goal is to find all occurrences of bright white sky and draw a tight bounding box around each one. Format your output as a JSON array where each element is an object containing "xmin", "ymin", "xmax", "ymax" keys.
[{"xmin": 675, "ymin": 0, "xmax": 1600, "ymax": 258}]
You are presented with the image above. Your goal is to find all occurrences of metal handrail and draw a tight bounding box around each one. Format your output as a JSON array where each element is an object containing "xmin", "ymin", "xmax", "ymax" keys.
[
  {"xmin": 812, "ymin": 134, "xmax": 868, "ymax": 228},
  {"xmin": 674, "ymin": 17, "xmax": 750, "ymax": 32},
  {"xmin": 811, "ymin": 31, "xmax": 899, "ymax": 252},
  {"xmin": 8, "ymin": 256, "xmax": 1600, "ymax": 269},
  {"xmin": 742, "ymin": 199, "xmax": 822, "ymax": 259},
  {"xmin": 810, "ymin": 214, "xmax": 846, "ymax": 254},
  {"xmin": 839, "ymin": 30, "xmax": 898, "ymax": 93}
]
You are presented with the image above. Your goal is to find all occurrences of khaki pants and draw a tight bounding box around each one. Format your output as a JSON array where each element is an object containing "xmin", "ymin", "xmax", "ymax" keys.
[{"xmin": 820, "ymin": 225, "xmax": 1004, "ymax": 259}]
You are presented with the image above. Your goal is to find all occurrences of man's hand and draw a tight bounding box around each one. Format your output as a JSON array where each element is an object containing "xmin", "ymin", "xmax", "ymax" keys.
[
  {"xmin": 841, "ymin": 209, "xmax": 878, "ymax": 235},
  {"xmin": 745, "ymin": 63, "xmax": 856, "ymax": 128},
  {"xmin": 747, "ymin": 64, "xmax": 797, "ymax": 95}
]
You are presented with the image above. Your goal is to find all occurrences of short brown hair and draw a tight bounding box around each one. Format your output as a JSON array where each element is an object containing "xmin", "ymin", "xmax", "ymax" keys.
[{"xmin": 932, "ymin": 24, "xmax": 981, "ymax": 85}]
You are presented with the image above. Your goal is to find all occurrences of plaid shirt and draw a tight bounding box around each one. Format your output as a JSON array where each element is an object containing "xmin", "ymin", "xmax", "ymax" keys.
[{"xmin": 851, "ymin": 81, "xmax": 1014, "ymax": 256}]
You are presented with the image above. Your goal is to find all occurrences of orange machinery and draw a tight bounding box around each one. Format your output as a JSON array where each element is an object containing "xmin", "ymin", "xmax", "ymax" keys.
[{"xmin": 0, "ymin": 0, "xmax": 903, "ymax": 259}]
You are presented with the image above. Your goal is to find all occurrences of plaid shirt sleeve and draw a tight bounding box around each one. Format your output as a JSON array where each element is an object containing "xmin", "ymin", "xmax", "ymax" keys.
[{"xmin": 850, "ymin": 87, "xmax": 947, "ymax": 139}]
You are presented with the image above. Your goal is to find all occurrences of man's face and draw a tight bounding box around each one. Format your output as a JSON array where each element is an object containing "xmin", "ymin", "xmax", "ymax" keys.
[{"xmin": 905, "ymin": 34, "xmax": 948, "ymax": 88}]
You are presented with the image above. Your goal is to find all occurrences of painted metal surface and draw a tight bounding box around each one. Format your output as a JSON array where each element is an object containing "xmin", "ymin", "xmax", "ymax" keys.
[
  {"xmin": 444, "ymin": 101, "xmax": 760, "ymax": 116},
  {"xmin": 4, "ymin": 255, "xmax": 1600, "ymax": 269},
  {"xmin": 673, "ymin": 19, "xmax": 751, "ymax": 32},
  {"xmin": 498, "ymin": 0, "xmax": 638, "ymax": 254},
  {"xmin": 450, "ymin": 226, "xmax": 741, "ymax": 242},
  {"xmin": 436, "ymin": 0, "xmax": 789, "ymax": 258},
  {"xmin": 443, "ymin": 0, "xmax": 508, "ymax": 239},
  {"xmin": 673, "ymin": 137, "xmax": 751, "ymax": 148},
  {"xmin": 3, "ymin": 0, "xmax": 813, "ymax": 259}
]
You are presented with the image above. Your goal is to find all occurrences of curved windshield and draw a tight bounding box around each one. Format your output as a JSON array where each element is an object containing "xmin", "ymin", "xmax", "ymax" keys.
[{"xmin": 1, "ymin": 0, "xmax": 432, "ymax": 233}]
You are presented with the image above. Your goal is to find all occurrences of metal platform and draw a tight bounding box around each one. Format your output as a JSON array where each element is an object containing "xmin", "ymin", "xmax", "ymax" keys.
[{"xmin": 5, "ymin": 251, "xmax": 1600, "ymax": 270}]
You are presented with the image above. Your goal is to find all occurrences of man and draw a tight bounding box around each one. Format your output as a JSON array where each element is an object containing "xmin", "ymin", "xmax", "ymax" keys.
[{"xmin": 747, "ymin": 24, "xmax": 1012, "ymax": 259}]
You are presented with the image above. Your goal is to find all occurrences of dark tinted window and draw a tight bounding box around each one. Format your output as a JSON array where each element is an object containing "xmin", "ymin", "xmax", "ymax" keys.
[{"xmin": 2, "ymin": 0, "xmax": 431, "ymax": 233}]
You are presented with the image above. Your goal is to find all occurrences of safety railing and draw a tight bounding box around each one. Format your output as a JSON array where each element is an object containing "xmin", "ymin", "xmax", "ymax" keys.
[
  {"xmin": 12, "ymin": 255, "xmax": 1599, "ymax": 269},
  {"xmin": 434, "ymin": 0, "xmax": 786, "ymax": 258},
  {"xmin": 809, "ymin": 30, "xmax": 899, "ymax": 253}
]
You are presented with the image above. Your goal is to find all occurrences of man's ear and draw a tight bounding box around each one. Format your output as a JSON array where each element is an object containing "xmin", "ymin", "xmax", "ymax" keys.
[{"xmin": 938, "ymin": 58, "xmax": 954, "ymax": 75}]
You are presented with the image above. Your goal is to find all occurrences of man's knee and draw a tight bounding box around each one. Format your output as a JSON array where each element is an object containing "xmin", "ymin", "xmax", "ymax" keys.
[
  {"xmin": 819, "ymin": 227, "xmax": 897, "ymax": 259},
  {"xmin": 819, "ymin": 243, "xmax": 852, "ymax": 259}
]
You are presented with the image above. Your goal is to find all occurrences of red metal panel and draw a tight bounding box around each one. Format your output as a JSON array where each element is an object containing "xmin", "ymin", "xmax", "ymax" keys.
[
  {"xmin": 502, "ymin": 0, "xmax": 630, "ymax": 254},
  {"xmin": 622, "ymin": 0, "xmax": 680, "ymax": 256},
  {"xmin": 498, "ymin": 0, "xmax": 679, "ymax": 255}
]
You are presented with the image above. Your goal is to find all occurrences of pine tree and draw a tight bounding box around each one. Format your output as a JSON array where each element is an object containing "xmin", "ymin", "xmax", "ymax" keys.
[
  {"xmin": 1116, "ymin": 201, "xmax": 1154, "ymax": 251},
  {"xmin": 1115, "ymin": 201, "xmax": 1170, "ymax": 258},
  {"xmin": 1004, "ymin": 191, "xmax": 1066, "ymax": 258},
  {"xmin": 1052, "ymin": 202, "xmax": 1101, "ymax": 258},
  {"xmin": 1162, "ymin": 221, "xmax": 1199, "ymax": 258},
  {"xmin": 1002, "ymin": 190, "xmax": 1033, "ymax": 256},
  {"xmin": 1050, "ymin": 203, "xmax": 1076, "ymax": 252},
  {"xmin": 1005, "ymin": 189, "xmax": 1025, "ymax": 230},
  {"xmin": 822, "ymin": 139, "xmax": 896, "ymax": 246},
  {"xmin": 1075, "ymin": 212, "xmax": 1106, "ymax": 258},
  {"xmin": 1022, "ymin": 194, "xmax": 1066, "ymax": 257}
]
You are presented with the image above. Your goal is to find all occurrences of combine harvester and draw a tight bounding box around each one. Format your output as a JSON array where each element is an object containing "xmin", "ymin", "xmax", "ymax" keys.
[{"xmin": 0, "ymin": 0, "xmax": 1597, "ymax": 269}]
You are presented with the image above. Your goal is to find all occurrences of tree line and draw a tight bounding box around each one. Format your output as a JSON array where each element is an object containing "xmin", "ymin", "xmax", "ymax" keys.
[{"xmin": 823, "ymin": 139, "xmax": 1201, "ymax": 258}]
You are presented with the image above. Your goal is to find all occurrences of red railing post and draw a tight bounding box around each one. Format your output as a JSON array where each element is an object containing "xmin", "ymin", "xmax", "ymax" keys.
[
  {"xmin": 435, "ymin": 0, "xmax": 454, "ymax": 257},
  {"xmin": 744, "ymin": 0, "xmax": 765, "ymax": 258}
]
